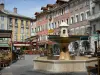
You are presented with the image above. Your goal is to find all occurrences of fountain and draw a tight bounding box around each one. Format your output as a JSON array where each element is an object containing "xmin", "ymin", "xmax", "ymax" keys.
[{"xmin": 33, "ymin": 22, "xmax": 97, "ymax": 74}]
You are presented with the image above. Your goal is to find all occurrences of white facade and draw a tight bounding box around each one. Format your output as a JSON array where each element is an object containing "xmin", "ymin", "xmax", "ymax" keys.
[
  {"xmin": 88, "ymin": 0, "xmax": 100, "ymax": 51},
  {"xmin": 31, "ymin": 21, "xmax": 37, "ymax": 36}
]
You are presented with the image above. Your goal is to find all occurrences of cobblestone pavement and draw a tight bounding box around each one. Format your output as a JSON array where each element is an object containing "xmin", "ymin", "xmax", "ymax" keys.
[{"xmin": 0, "ymin": 55, "xmax": 87, "ymax": 75}]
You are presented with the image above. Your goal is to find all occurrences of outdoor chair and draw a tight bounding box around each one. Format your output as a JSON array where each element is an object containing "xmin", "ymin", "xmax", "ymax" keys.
[{"xmin": 87, "ymin": 66, "xmax": 98, "ymax": 75}]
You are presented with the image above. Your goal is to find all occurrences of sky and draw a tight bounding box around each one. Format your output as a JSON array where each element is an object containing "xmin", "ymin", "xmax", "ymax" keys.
[{"xmin": 4, "ymin": 0, "xmax": 56, "ymax": 18}]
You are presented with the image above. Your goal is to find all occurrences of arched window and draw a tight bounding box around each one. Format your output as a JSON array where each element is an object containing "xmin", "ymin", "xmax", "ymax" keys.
[{"xmin": 63, "ymin": 29, "xmax": 66, "ymax": 34}]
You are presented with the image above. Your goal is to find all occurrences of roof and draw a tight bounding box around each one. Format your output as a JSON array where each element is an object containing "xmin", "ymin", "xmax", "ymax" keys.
[
  {"xmin": 47, "ymin": 4, "xmax": 54, "ymax": 8},
  {"xmin": 56, "ymin": 0, "xmax": 69, "ymax": 3},
  {"xmin": 41, "ymin": 7, "xmax": 48, "ymax": 10},
  {"xmin": 0, "ymin": 9, "xmax": 33, "ymax": 20}
]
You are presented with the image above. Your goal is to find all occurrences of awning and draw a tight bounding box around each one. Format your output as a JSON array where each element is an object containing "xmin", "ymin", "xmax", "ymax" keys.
[
  {"xmin": 14, "ymin": 44, "xmax": 30, "ymax": 46},
  {"xmin": 0, "ymin": 43, "xmax": 10, "ymax": 47},
  {"xmin": 0, "ymin": 30, "xmax": 12, "ymax": 38}
]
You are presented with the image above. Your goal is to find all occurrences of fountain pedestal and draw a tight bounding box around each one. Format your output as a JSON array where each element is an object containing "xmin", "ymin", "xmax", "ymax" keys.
[{"xmin": 34, "ymin": 57, "xmax": 97, "ymax": 73}]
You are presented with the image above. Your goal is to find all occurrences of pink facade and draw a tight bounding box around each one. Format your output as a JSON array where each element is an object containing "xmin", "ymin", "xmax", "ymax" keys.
[{"xmin": 36, "ymin": 17, "xmax": 48, "ymax": 35}]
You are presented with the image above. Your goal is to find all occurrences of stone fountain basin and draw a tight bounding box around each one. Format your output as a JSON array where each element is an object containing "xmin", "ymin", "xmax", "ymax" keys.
[{"xmin": 33, "ymin": 56, "xmax": 97, "ymax": 73}]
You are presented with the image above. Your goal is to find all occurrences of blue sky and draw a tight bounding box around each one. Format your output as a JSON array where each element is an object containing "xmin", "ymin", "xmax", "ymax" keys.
[{"xmin": 4, "ymin": 0, "xmax": 56, "ymax": 18}]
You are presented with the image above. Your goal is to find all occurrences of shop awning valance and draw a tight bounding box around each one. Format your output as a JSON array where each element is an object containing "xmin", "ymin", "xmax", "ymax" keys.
[
  {"xmin": 0, "ymin": 43, "xmax": 10, "ymax": 47},
  {"xmin": 0, "ymin": 30, "xmax": 12, "ymax": 38}
]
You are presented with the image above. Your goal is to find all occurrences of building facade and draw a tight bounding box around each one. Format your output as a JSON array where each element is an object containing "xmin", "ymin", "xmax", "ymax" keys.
[
  {"xmin": 33, "ymin": 0, "xmax": 91, "ymax": 50},
  {"xmin": 34, "ymin": 9, "xmax": 49, "ymax": 50},
  {"xmin": 0, "ymin": 3, "xmax": 33, "ymax": 49},
  {"xmin": 68, "ymin": 0, "xmax": 90, "ymax": 35},
  {"xmin": 88, "ymin": 0, "xmax": 100, "ymax": 50}
]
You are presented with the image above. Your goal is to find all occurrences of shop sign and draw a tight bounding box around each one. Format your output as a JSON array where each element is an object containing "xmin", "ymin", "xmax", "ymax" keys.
[{"xmin": 48, "ymin": 29, "xmax": 54, "ymax": 33}]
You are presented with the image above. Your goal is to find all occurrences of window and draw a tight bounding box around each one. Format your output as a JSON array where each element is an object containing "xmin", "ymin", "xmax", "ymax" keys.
[
  {"xmin": 9, "ymin": 18, "xmax": 12, "ymax": 24},
  {"xmin": 15, "ymin": 28, "xmax": 18, "ymax": 33},
  {"xmin": 37, "ymin": 26, "xmax": 39, "ymax": 32},
  {"xmin": 75, "ymin": 15, "xmax": 79, "ymax": 22},
  {"xmin": 58, "ymin": 21, "xmax": 59, "ymax": 25},
  {"xmin": 35, "ymin": 28, "xmax": 36, "ymax": 32},
  {"xmin": 1, "ymin": 24, "xmax": 4, "ymax": 29},
  {"xmin": 93, "ymin": 25, "xmax": 96, "ymax": 34},
  {"xmin": 86, "ymin": 11, "xmax": 90, "ymax": 19},
  {"xmin": 80, "ymin": 26, "xmax": 85, "ymax": 35},
  {"xmin": 75, "ymin": 27, "xmax": 79, "ymax": 35},
  {"xmin": 26, "ymin": 21, "xmax": 28, "ymax": 25},
  {"xmin": 86, "ymin": 0, "xmax": 89, "ymax": 6},
  {"xmin": 61, "ymin": 9, "xmax": 64, "ymax": 15},
  {"xmin": 70, "ymin": 29, "xmax": 74, "ymax": 35},
  {"xmin": 1, "ymin": 16, "xmax": 4, "ymax": 21},
  {"xmin": 71, "ymin": 17, "xmax": 74, "ymax": 24},
  {"xmin": 21, "ymin": 20, "xmax": 24, "ymax": 25},
  {"xmin": 92, "ymin": 7, "xmax": 95, "ymax": 14},
  {"xmin": 21, "ymin": 28, "xmax": 24, "ymax": 34},
  {"xmin": 80, "ymin": 13, "xmax": 84, "ymax": 21},
  {"xmin": 32, "ymin": 28, "xmax": 33, "ymax": 33},
  {"xmin": 9, "ymin": 27, "xmax": 12, "ymax": 30},
  {"xmin": 15, "ymin": 19, "xmax": 18, "ymax": 24},
  {"xmin": 62, "ymin": 20, "xmax": 64, "ymax": 22},
  {"xmin": 15, "ymin": 19, "xmax": 18, "ymax": 26},
  {"xmin": 20, "ymin": 34, "xmax": 24, "ymax": 41},
  {"xmin": 14, "ymin": 35, "xmax": 17, "ymax": 41},
  {"xmin": 55, "ymin": 22, "xmax": 56, "ymax": 28},
  {"xmin": 66, "ymin": 19, "xmax": 69, "ymax": 24},
  {"xmin": 49, "ymin": 24, "xmax": 51, "ymax": 30},
  {"xmin": 52, "ymin": 23, "xmax": 54, "ymax": 29},
  {"xmin": 26, "ymin": 28, "xmax": 28, "ymax": 34}
]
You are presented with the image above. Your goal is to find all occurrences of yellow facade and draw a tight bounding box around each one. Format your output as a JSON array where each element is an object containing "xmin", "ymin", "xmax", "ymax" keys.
[
  {"xmin": 12, "ymin": 17, "xmax": 31, "ymax": 42},
  {"xmin": 24, "ymin": 20, "xmax": 26, "ymax": 40},
  {"xmin": 28, "ymin": 21, "xmax": 31, "ymax": 37},
  {"xmin": 18, "ymin": 19, "xmax": 21, "ymax": 41},
  {"xmin": 12, "ymin": 18, "xmax": 15, "ymax": 41}
]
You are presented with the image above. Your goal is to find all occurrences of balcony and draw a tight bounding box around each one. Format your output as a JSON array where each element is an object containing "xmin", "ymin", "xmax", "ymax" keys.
[{"xmin": 88, "ymin": 12, "xmax": 100, "ymax": 21}]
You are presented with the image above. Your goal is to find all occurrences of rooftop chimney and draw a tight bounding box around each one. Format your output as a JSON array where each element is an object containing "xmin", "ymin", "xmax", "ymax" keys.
[
  {"xmin": 0, "ymin": 3, "xmax": 4, "ymax": 10},
  {"xmin": 14, "ymin": 7, "xmax": 17, "ymax": 13}
]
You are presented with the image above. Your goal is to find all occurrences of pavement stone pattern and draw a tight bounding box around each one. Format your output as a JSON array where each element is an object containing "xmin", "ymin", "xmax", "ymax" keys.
[{"xmin": 0, "ymin": 55, "xmax": 88, "ymax": 75}]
